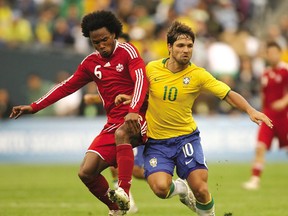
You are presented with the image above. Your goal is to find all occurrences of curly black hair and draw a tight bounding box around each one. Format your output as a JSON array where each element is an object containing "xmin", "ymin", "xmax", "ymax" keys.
[{"xmin": 81, "ymin": 10, "xmax": 123, "ymax": 38}]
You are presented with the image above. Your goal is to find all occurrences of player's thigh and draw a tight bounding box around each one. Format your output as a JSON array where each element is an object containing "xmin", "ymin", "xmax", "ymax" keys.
[
  {"xmin": 88, "ymin": 132, "xmax": 117, "ymax": 166},
  {"xmin": 144, "ymin": 149, "xmax": 175, "ymax": 178},
  {"xmin": 175, "ymin": 130, "xmax": 207, "ymax": 179},
  {"xmin": 79, "ymin": 151, "xmax": 109, "ymax": 177},
  {"xmin": 186, "ymin": 168, "xmax": 209, "ymax": 192},
  {"xmin": 132, "ymin": 165, "xmax": 145, "ymax": 179},
  {"xmin": 275, "ymin": 118, "xmax": 288, "ymax": 148},
  {"xmin": 257, "ymin": 123, "xmax": 274, "ymax": 149}
]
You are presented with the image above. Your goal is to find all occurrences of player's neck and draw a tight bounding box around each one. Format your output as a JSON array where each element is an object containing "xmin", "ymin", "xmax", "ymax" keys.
[{"xmin": 165, "ymin": 58, "xmax": 188, "ymax": 73}]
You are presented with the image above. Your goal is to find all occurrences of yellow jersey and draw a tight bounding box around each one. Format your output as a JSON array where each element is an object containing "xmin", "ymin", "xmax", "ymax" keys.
[{"xmin": 146, "ymin": 58, "xmax": 231, "ymax": 139}]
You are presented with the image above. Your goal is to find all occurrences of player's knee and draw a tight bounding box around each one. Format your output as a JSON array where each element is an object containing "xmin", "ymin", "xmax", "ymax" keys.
[
  {"xmin": 193, "ymin": 185, "xmax": 210, "ymax": 203},
  {"xmin": 132, "ymin": 167, "xmax": 145, "ymax": 179},
  {"xmin": 150, "ymin": 181, "xmax": 170, "ymax": 199},
  {"xmin": 78, "ymin": 169, "xmax": 92, "ymax": 183},
  {"xmin": 115, "ymin": 126, "xmax": 129, "ymax": 144}
]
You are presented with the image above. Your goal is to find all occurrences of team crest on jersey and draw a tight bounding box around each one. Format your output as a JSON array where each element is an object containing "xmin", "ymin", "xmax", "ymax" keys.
[
  {"xmin": 116, "ymin": 63, "xmax": 124, "ymax": 72},
  {"xmin": 183, "ymin": 77, "xmax": 190, "ymax": 85},
  {"xmin": 149, "ymin": 157, "xmax": 157, "ymax": 167}
]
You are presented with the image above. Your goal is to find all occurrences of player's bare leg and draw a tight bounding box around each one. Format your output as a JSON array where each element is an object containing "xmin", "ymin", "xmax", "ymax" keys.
[
  {"xmin": 132, "ymin": 165, "xmax": 145, "ymax": 179},
  {"xmin": 187, "ymin": 169, "xmax": 215, "ymax": 216},
  {"xmin": 147, "ymin": 172, "xmax": 196, "ymax": 212},
  {"xmin": 243, "ymin": 142, "xmax": 267, "ymax": 190},
  {"xmin": 78, "ymin": 152, "xmax": 126, "ymax": 214}
]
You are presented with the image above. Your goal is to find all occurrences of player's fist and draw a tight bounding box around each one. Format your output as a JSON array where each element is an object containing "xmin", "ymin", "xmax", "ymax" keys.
[{"xmin": 115, "ymin": 94, "xmax": 132, "ymax": 106}]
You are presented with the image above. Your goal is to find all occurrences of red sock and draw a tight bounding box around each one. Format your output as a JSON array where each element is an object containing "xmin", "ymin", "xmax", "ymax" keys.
[
  {"xmin": 252, "ymin": 167, "xmax": 262, "ymax": 177},
  {"xmin": 84, "ymin": 174, "xmax": 118, "ymax": 210},
  {"xmin": 252, "ymin": 163, "xmax": 263, "ymax": 177},
  {"xmin": 116, "ymin": 144, "xmax": 134, "ymax": 195}
]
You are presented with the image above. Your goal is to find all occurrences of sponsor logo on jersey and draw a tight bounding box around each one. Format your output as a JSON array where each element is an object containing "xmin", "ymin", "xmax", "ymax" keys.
[
  {"xmin": 154, "ymin": 77, "xmax": 162, "ymax": 82},
  {"xmin": 185, "ymin": 158, "xmax": 193, "ymax": 165},
  {"xmin": 104, "ymin": 62, "xmax": 111, "ymax": 67}
]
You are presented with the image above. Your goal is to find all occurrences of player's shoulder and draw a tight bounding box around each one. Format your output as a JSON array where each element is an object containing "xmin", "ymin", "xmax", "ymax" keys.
[
  {"xmin": 80, "ymin": 52, "xmax": 98, "ymax": 65},
  {"xmin": 189, "ymin": 62, "xmax": 205, "ymax": 71},
  {"xmin": 147, "ymin": 58, "xmax": 164, "ymax": 67},
  {"xmin": 278, "ymin": 61, "xmax": 288, "ymax": 71},
  {"xmin": 117, "ymin": 42, "xmax": 140, "ymax": 59},
  {"xmin": 188, "ymin": 62, "xmax": 208, "ymax": 76}
]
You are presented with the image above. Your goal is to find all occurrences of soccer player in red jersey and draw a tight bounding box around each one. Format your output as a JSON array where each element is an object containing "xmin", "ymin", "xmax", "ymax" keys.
[
  {"xmin": 10, "ymin": 11, "xmax": 148, "ymax": 215},
  {"xmin": 243, "ymin": 41, "xmax": 288, "ymax": 190},
  {"xmin": 83, "ymin": 32, "xmax": 145, "ymax": 214}
]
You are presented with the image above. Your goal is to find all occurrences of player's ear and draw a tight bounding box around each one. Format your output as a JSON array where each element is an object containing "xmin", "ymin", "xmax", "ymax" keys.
[{"xmin": 167, "ymin": 43, "xmax": 172, "ymax": 53}]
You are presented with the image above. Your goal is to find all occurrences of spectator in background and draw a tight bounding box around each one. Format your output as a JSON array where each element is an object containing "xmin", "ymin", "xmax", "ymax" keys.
[
  {"xmin": 0, "ymin": 89, "xmax": 13, "ymax": 119},
  {"xmin": 14, "ymin": 0, "xmax": 37, "ymax": 25},
  {"xmin": 266, "ymin": 24, "xmax": 287, "ymax": 50},
  {"xmin": 3, "ymin": 10, "xmax": 33, "ymax": 48},
  {"xmin": 0, "ymin": 0, "xmax": 13, "ymax": 45},
  {"xmin": 235, "ymin": 56, "xmax": 260, "ymax": 110},
  {"xmin": 52, "ymin": 17, "xmax": 75, "ymax": 48},
  {"xmin": 211, "ymin": 0, "xmax": 239, "ymax": 33},
  {"xmin": 60, "ymin": 0, "xmax": 83, "ymax": 23},
  {"xmin": 26, "ymin": 73, "xmax": 55, "ymax": 116},
  {"xmin": 34, "ymin": 4, "xmax": 57, "ymax": 47}
]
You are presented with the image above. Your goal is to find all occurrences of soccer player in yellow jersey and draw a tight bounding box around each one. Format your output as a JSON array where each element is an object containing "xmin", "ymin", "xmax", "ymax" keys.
[{"xmin": 116, "ymin": 21, "xmax": 273, "ymax": 216}]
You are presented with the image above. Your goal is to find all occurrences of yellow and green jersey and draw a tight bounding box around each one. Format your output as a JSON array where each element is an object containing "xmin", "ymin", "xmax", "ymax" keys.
[{"xmin": 146, "ymin": 58, "xmax": 231, "ymax": 139}]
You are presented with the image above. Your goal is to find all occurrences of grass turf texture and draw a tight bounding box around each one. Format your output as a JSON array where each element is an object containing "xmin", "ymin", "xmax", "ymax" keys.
[{"xmin": 0, "ymin": 163, "xmax": 287, "ymax": 216}]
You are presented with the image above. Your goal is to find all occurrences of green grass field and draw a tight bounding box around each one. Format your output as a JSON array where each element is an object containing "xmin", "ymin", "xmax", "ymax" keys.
[{"xmin": 0, "ymin": 163, "xmax": 287, "ymax": 216}]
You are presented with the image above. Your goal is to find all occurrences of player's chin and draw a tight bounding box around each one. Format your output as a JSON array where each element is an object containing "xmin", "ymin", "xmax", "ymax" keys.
[
  {"xmin": 180, "ymin": 58, "xmax": 190, "ymax": 65},
  {"xmin": 100, "ymin": 51, "xmax": 111, "ymax": 58}
]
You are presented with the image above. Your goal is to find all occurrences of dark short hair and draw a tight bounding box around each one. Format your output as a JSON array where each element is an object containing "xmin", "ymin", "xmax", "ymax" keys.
[
  {"xmin": 167, "ymin": 21, "xmax": 195, "ymax": 45},
  {"xmin": 266, "ymin": 41, "xmax": 282, "ymax": 51},
  {"xmin": 81, "ymin": 10, "xmax": 123, "ymax": 38}
]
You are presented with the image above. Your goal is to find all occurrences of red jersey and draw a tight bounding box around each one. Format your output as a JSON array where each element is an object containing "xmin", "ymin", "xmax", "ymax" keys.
[
  {"xmin": 261, "ymin": 61, "xmax": 288, "ymax": 117},
  {"xmin": 31, "ymin": 41, "xmax": 148, "ymax": 123}
]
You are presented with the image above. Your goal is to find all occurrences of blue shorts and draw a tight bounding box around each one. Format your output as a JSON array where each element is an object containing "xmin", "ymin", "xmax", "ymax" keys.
[
  {"xmin": 133, "ymin": 145, "xmax": 145, "ymax": 168},
  {"xmin": 144, "ymin": 129, "xmax": 208, "ymax": 179}
]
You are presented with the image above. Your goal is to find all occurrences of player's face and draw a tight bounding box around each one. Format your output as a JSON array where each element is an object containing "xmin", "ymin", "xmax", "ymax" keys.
[
  {"xmin": 169, "ymin": 35, "xmax": 193, "ymax": 65},
  {"xmin": 266, "ymin": 46, "xmax": 281, "ymax": 67},
  {"xmin": 89, "ymin": 27, "xmax": 116, "ymax": 58}
]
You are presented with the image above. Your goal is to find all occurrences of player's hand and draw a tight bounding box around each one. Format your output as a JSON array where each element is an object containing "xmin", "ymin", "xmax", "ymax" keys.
[
  {"xmin": 115, "ymin": 94, "xmax": 132, "ymax": 106},
  {"xmin": 9, "ymin": 105, "xmax": 34, "ymax": 119},
  {"xmin": 248, "ymin": 108, "xmax": 273, "ymax": 128},
  {"xmin": 271, "ymin": 98, "xmax": 287, "ymax": 111},
  {"xmin": 124, "ymin": 112, "xmax": 141, "ymax": 135}
]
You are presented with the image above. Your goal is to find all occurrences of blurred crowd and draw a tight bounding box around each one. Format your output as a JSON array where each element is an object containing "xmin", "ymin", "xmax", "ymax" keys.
[{"xmin": 1, "ymin": 0, "xmax": 288, "ymax": 119}]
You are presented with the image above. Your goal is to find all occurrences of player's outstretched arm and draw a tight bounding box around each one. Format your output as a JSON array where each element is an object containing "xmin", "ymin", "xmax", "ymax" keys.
[
  {"xmin": 224, "ymin": 91, "xmax": 273, "ymax": 128},
  {"xmin": 9, "ymin": 105, "xmax": 34, "ymax": 119}
]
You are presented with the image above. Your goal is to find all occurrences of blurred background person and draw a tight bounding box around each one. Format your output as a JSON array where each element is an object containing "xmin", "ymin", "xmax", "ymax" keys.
[
  {"xmin": 0, "ymin": 88, "xmax": 13, "ymax": 119},
  {"xmin": 26, "ymin": 73, "xmax": 56, "ymax": 116},
  {"xmin": 53, "ymin": 70, "xmax": 82, "ymax": 116},
  {"xmin": 243, "ymin": 41, "xmax": 288, "ymax": 190}
]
